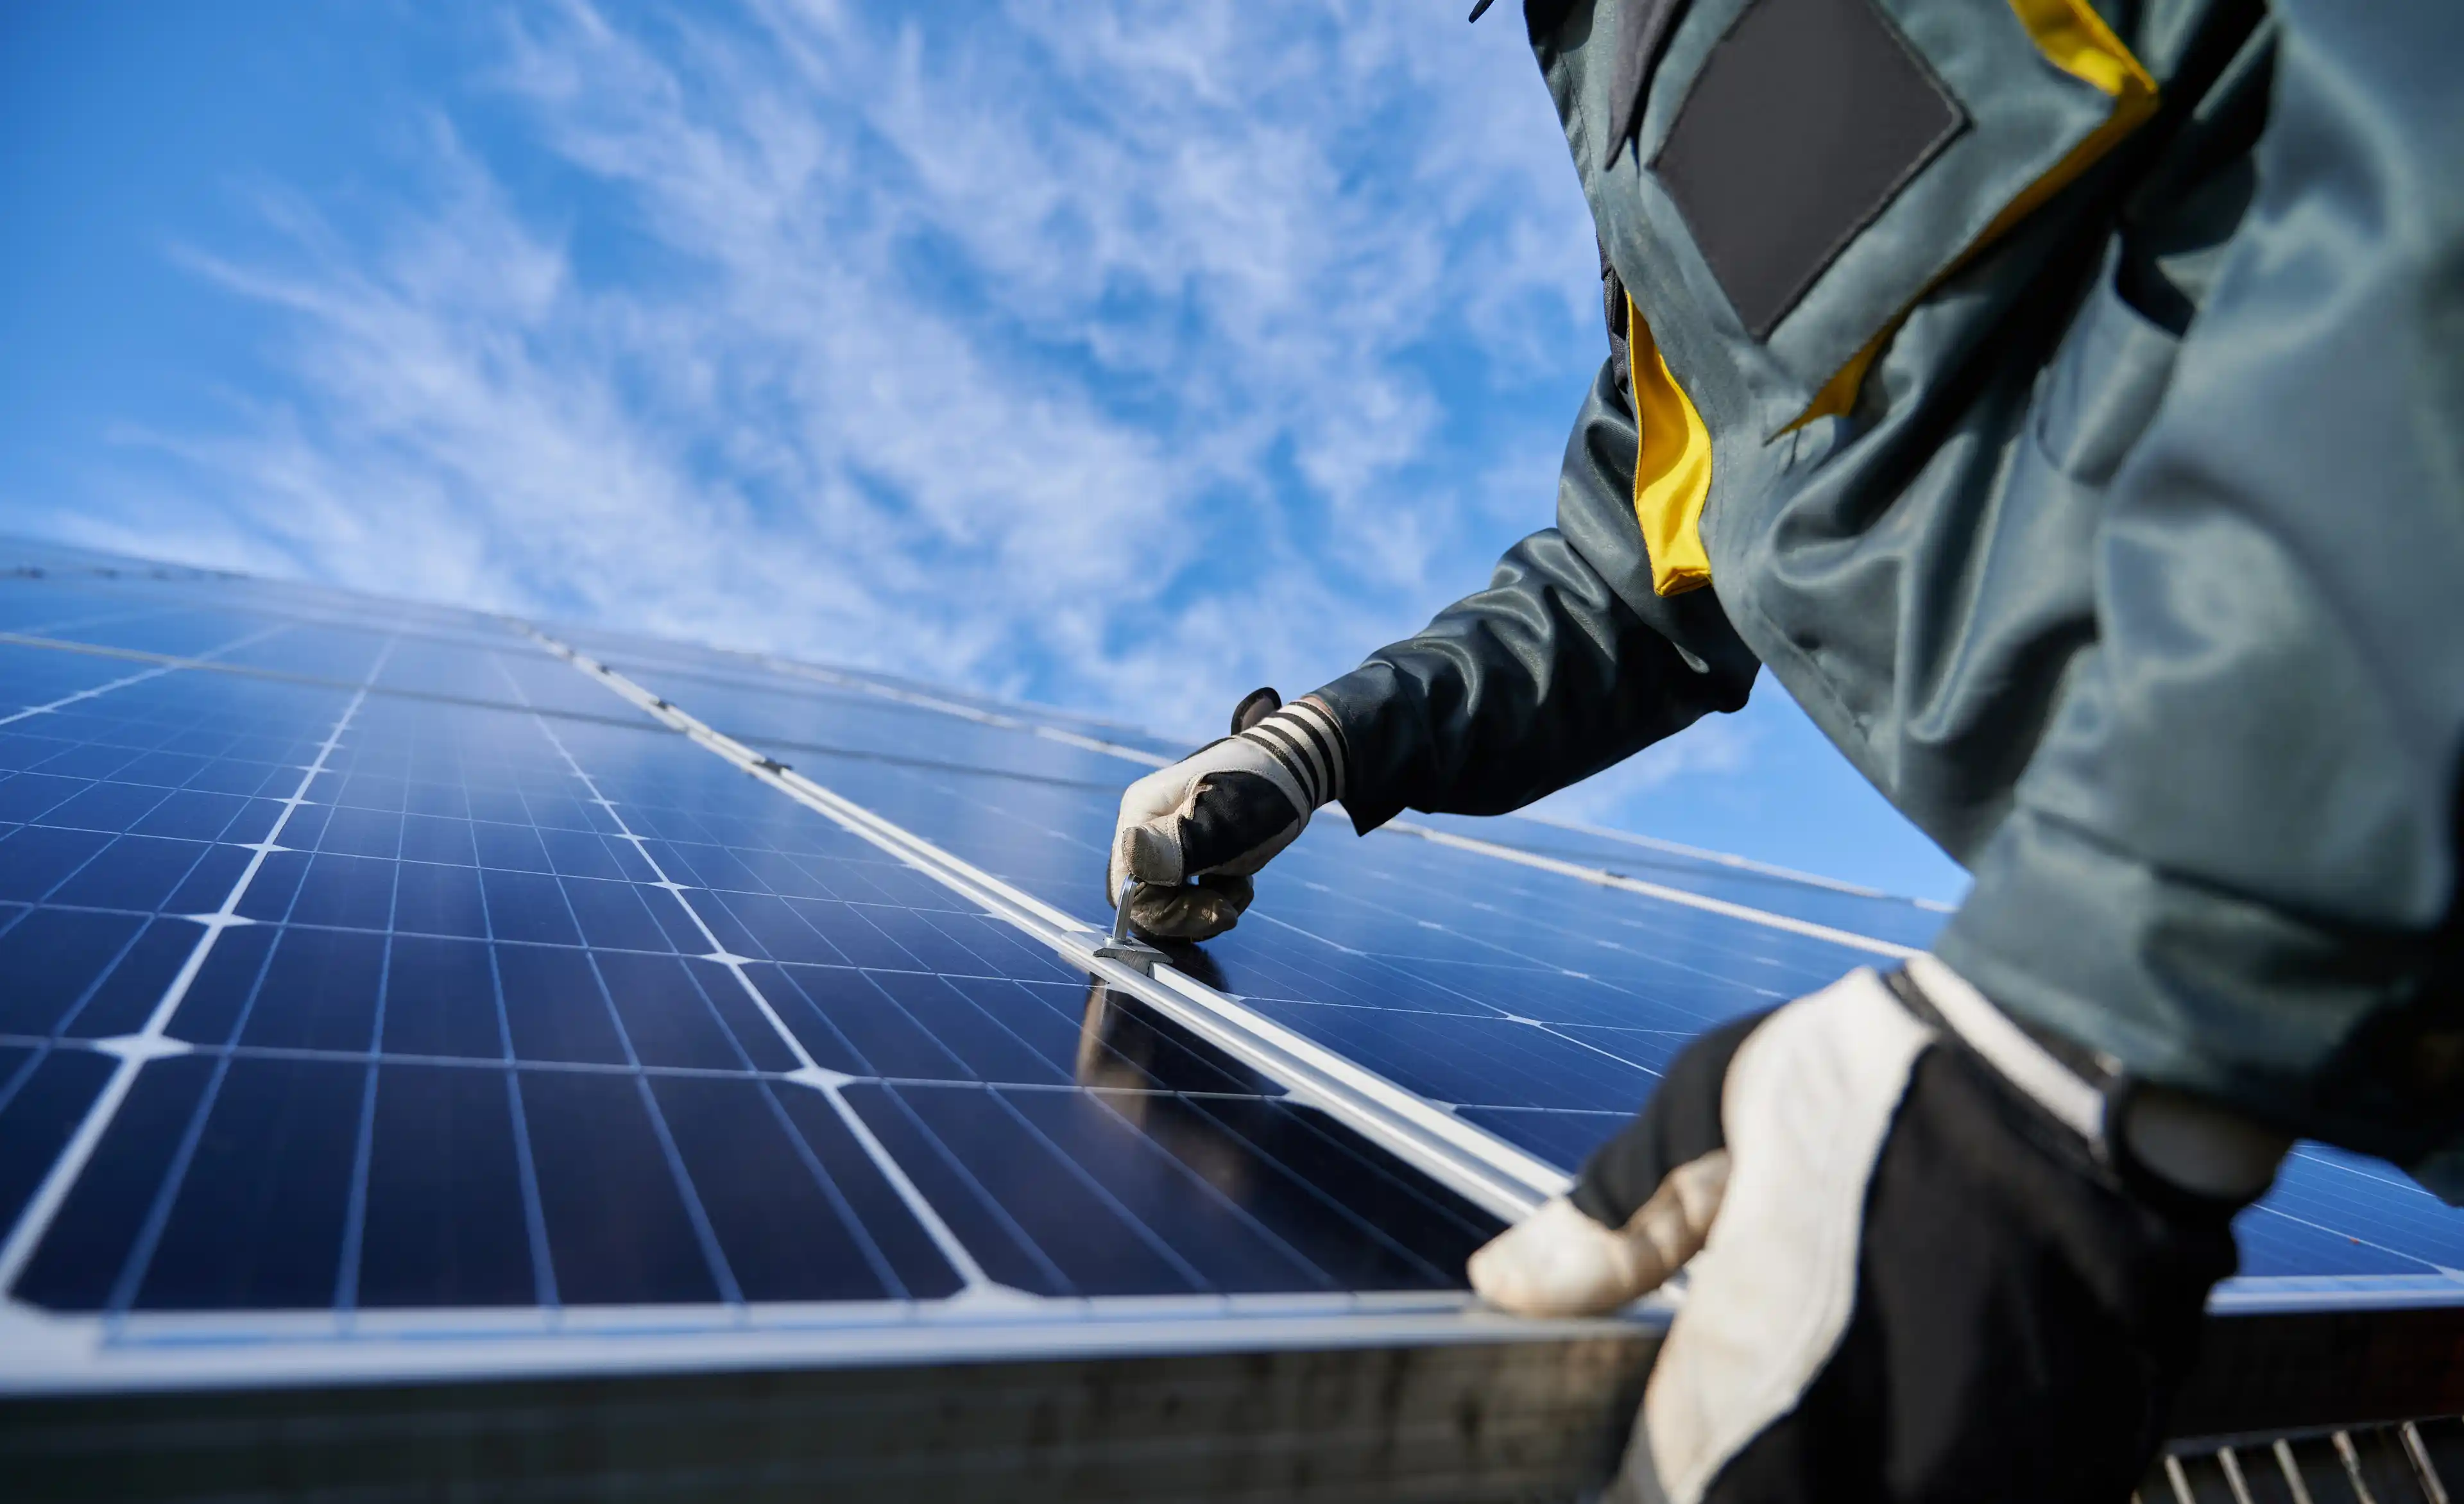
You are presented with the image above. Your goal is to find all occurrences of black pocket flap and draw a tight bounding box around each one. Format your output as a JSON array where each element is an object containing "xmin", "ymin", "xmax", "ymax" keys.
[{"xmin": 1636, "ymin": 0, "xmax": 2157, "ymax": 429}]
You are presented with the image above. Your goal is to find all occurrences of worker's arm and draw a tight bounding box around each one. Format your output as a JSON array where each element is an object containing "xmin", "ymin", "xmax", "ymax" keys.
[
  {"xmin": 1109, "ymin": 338, "xmax": 1759, "ymax": 940},
  {"xmin": 1931, "ymin": 0, "xmax": 2464, "ymax": 1181},
  {"xmin": 1306, "ymin": 348, "xmax": 1759, "ymax": 834}
]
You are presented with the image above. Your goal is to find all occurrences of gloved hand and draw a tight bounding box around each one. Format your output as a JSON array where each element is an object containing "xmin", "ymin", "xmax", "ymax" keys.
[
  {"xmin": 1468, "ymin": 955, "xmax": 2291, "ymax": 1504},
  {"xmin": 1106, "ymin": 688, "xmax": 1347, "ymax": 941}
]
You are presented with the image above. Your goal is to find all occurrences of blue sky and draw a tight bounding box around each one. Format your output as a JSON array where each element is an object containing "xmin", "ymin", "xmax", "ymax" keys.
[{"xmin": 0, "ymin": 0, "xmax": 1967, "ymax": 902}]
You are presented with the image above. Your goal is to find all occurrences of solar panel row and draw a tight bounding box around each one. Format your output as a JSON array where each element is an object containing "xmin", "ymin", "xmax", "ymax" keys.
[
  {"xmin": 0, "ymin": 597, "xmax": 1505, "ymax": 1347},
  {"xmin": 2, "ymin": 540, "xmax": 2461, "ymax": 1413}
]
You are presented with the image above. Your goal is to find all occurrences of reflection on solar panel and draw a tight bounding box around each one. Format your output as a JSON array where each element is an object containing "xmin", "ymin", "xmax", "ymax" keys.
[{"xmin": 1, "ymin": 538, "xmax": 2459, "ymax": 1498}]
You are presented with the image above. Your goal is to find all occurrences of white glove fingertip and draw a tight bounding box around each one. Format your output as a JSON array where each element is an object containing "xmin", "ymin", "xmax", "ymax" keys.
[
  {"xmin": 1120, "ymin": 821, "xmax": 1185, "ymax": 887},
  {"xmin": 1469, "ymin": 1197, "xmax": 1650, "ymax": 1318}
]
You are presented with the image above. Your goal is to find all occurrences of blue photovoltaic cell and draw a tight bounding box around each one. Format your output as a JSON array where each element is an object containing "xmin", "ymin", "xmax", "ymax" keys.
[
  {"xmin": 0, "ymin": 1046, "xmax": 115, "ymax": 1237},
  {"xmin": 0, "ymin": 583, "xmax": 1502, "ymax": 1315},
  {"xmin": 355, "ymin": 1062, "xmax": 538, "ymax": 1307}
]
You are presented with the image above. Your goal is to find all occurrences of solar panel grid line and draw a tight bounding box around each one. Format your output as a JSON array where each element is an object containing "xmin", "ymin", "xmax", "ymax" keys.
[
  {"xmin": 3, "ymin": 570, "xmax": 579, "ymax": 667},
  {"xmin": 761, "ymin": 661, "xmax": 1178, "ymax": 773},
  {"xmin": 529, "ymin": 631, "xmax": 1573, "ymax": 1221},
  {"xmin": 0, "ymin": 621, "xmax": 293, "ymax": 730},
  {"xmin": 397, "ymin": 747, "xmax": 561, "ymax": 1313},
  {"xmin": 0, "ymin": 669, "xmax": 380, "ymax": 1299},
  {"xmin": 333, "ymin": 865, "xmax": 393, "ymax": 1317},
  {"xmin": 1236, "ymin": 881, "xmax": 1806, "ymax": 1021},
  {"xmin": 6, "ymin": 554, "xmax": 540, "ymax": 656},
  {"xmin": 504, "ymin": 1069, "xmax": 560, "ymax": 1310},
  {"xmin": 734, "ymin": 651, "xmax": 1941, "ymax": 932},
  {"xmin": 518, "ymin": 712, "xmax": 998, "ymax": 1296},
  {"xmin": 703, "ymin": 642, "xmax": 1934, "ymax": 957},
  {"xmin": 430, "ymin": 640, "xmax": 1159, "ymax": 794},
  {"xmin": 2241, "ymin": 1202, "xmax": 2461, "ymax": 1282},
  {"xmin": 1510, "ymin": 810, "xmax": 1960, "ymax": 912},
  {"xmin": 2, "ymin": 606, "xmax": 182, "ymax": 644},
  {"xmin": 1383, "ymin": 818, "xmax": 1922, "ymax": 960},
  {"xmin": 1029, "ymin": 723, "xmax": 1172, "ymax": 767},
  {"xmin": 749, "ymin": 654, "xmax": 1175, "ymax": 756},
  {"xmin": 1136, "ymin": 964, "xmax": 1575, "ymax": 1216},
  {"xmin": 0, "ymin": 627, "xmax": 805, "ymax": 750},
  {"xmin": 629, "ymin": 1072, "xmax": 747, "ymax": 1307}
]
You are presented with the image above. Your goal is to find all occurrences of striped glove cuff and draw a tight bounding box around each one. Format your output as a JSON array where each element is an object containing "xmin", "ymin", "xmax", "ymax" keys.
[{"xmin": 1235, "ymin": 696, "xmax": 1347, "ymax": 809}]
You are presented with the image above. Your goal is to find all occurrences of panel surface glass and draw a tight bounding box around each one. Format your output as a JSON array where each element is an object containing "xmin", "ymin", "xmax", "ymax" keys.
[
  {"xmin": 594, "ymin": 654, "xmax": 2464, "ymax": 1294},
  {"xmin": 7, "ymin": 545, "xmax": 2461, "ymax": 1317},
  {"xmin": 0, "ymin": 568, "xmax": 1500, "ymax": 1322}
]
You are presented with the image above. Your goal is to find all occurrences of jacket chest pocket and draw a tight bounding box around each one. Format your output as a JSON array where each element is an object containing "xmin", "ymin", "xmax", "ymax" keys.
[{"xmin": 1614, "ymin": 0, "xmax": 2157, "ymax": 432}]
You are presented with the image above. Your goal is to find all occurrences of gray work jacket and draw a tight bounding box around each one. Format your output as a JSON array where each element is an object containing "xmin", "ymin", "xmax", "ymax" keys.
[{"xmin": 1309, "ymin": 0, "xmax": 2464, "ymax": 1190}]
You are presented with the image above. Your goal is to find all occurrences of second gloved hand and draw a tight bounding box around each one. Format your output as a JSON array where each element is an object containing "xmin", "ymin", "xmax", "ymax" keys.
[
  {"xmin": 1107, "ymin": 690, "xmax": 1346, "ymax": 941},
  {"xmin": 1467, "ymin": 956, "xmax": 2290, "ymax": 1503}
]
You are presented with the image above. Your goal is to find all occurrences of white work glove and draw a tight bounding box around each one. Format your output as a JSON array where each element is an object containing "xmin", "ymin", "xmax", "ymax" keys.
[
  {"xmin": 1464, "ymin": 1159, "xmax": 1730, "ymax": 1319},
  {"xmin": 1468, "ymin": 956, "xmax": 2289, "ymax": 1504},
  {"xmin": 1106, "ymin": 689, "xmax": 1346, "ymax": 941}
]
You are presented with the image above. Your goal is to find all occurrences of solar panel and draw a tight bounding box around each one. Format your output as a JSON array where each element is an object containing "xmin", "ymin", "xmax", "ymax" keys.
[
  {"xmin": 2, "ymin": 540, "xmax": 2460, "ymax": 1494},
  {"xmin": 0, "ymin": 649, "xmax": 1498, "ymax": 1331},
  {"xmin": 570, "ymin": 619, "xmax": 2464, "ymax": 1303}
]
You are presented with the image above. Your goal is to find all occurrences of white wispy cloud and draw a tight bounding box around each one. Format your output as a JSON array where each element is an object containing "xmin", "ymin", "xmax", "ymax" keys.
[
  {"xmin": 33, "ymin": 0, "xmax": 1983, "ymax": 896},
  {"xmin": 77, "ymin": 0, "xmax": 1603, "ymax": 743}
]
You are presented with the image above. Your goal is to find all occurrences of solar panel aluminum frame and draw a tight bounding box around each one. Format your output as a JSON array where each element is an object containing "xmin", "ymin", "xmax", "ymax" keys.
[
  {"xmin": 2, "ymin": 1330, "xmax": 2458, "ymax": 1503},
  {"xmin": 1, "ymin": 1333, "xmax": 1664, "ymax": 1503}
]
